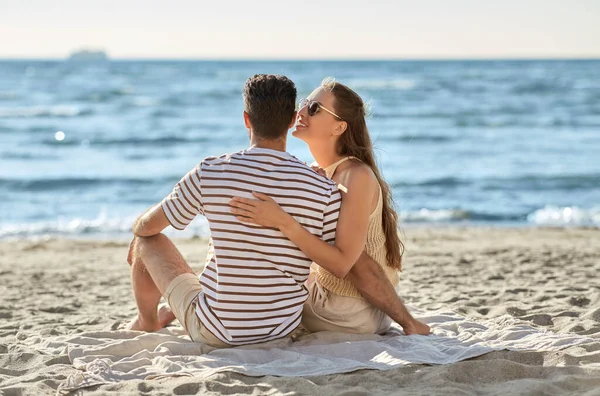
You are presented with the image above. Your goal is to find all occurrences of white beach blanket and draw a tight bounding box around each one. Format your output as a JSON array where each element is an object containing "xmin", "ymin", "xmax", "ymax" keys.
[{"xmin": 17, "ymin": 307, "xmax": 595, "ymax": 394}]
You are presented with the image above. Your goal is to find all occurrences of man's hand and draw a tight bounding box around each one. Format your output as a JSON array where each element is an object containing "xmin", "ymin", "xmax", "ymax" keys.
[{"xmin": 311, "ymin": 165, "xmax": 327, "ymax": 177}]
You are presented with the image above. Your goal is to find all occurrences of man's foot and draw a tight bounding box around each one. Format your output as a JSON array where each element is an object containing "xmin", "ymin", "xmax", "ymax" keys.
[
  {"xmin": 158, "ymin": 305, "xmax": 177, "ymax": 328},
  {"xmin": 402, "ymin": 319, "xmax": 431, "ymax": 336},
  {"xmin": 124, "ymin": 315, "xmax": 161, "ymax": 332}
]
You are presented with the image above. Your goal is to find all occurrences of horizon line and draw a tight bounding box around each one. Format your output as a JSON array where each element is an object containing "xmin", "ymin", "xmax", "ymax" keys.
[{"xmin": 1, "ymin": 55, "xmax": 600, "ymax": 62}]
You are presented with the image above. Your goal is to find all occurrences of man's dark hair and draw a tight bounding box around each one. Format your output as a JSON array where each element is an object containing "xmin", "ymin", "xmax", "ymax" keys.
[{"xmin": 243, "ymin": 74, "xmax": 297, "ymax": 140}]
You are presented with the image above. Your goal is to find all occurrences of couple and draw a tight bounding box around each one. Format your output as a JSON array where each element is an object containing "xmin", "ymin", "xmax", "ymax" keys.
[{"xmin": 126, "ymin": 74, "xmax": 429, "ymax": 347}]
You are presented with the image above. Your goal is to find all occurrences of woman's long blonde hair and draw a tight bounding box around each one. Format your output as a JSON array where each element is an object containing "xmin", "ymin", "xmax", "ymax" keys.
[{"xmin": 323, "ymin": 78, "xmax": 404, "ymax": 270}]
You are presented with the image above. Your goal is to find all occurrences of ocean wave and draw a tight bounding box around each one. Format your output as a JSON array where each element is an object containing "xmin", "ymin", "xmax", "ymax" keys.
[
  {"xmin": 157, "ymin": 89, "xmax": 241, "ymax": 107},
  {"xmin": 512, "ymin": 81, "xmax": 566, "ymax": 95},
  {"xmin": 0, "ymin": 125, "xmax": 61, "ymax": 134},
  {"xmin": 2, "ymin": 206, "xmax": 597, "ymax": 240},
  {"xmin": 182, "ymin": 122, "xmax": 225, "ymax": 131},
  {"xmin": 393, "ymin": 177, "xmax": 468, "ymax": 188},
  {"xmin": 151, "ymin": 109, "xmax": 180, "ymax": 118},
  {"xmin": 130, "ymin": 96, "xmax": 160, "ymax": 107},
  {"xmin": 1, "ymin": 152, "xmax": 59, "ymax": 160},
  {"xmin": 375, "ymin": 110, "xmax": 488, "ymax": 120},
  {"xmin": 483, "ymin": 174, "xmax": 600, "ymax": 191},
  {"xmin": 0, "ymin": 176, "xmax": 174, "ymax": 192},
  {"xmin": 527, "ymin": 205, "xmax": 600, "ymax": 226},
  {"xmin": 401, "ymin": 208, "xmax": 521, "ymax": 223},
  {"xmin": 74, "ymin": 87, "xmax": 136, "ymax": 103},
  {"xmin": 455, "ymin": 116, "xmax": 600, "ymax": 128},
  {"xmin": 373, "ymin": 111, "xmax": 451, "ymax": 120},
  {"xmin": 392, "ymin": 174, "xmax": 600, "ymax": 190},
  {"xmin": 0, "ymin": 91, "xmax": 18, "ymax": 100},
  {"xmin": 382, "ymin": 135, "xmax": 454, "ymax": 143},
  {"xmin": 347, "ymin": 78, "xmax": 417, "ymax": 91},
  {"xmin": 401, "ymin": 206, "xmax": 600, "ymax": 225},
  {"xmin": 41, "ymin": 136, "xmax": 210, "ymax": 147},
  {"xmin": 198, "ymin": 88, "xmax": 242, "ymax": 100},
  {"xmin": 0, "ymin": 212, "xmax": 209, "ymax": 239},
  {"xmin": 401, "ymin": 209, "xmax": 471, "ymax": 222},
  {"xmin": 0, "ymin": 214, "xmax": 135, "ymax": 239},
  {"xmin": 374, "ymin": 105, "xmax": 593, "ymax": 123},
  {"xmin": 8, "ymin": 172, "xmax": 586, "ymax": 195},
  {"xmin": 0, "ymin": 105, "xmax": 92, "ymax": 118}
]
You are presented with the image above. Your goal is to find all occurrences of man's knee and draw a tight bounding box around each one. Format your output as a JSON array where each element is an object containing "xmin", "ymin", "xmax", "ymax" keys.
[
  {"xmin": 130, "ymin": 235, "xmax": 160, "ymax": 268},
  {"xmin": 134, "ymin": 234, "xmax": 188, "ymax": 272}
]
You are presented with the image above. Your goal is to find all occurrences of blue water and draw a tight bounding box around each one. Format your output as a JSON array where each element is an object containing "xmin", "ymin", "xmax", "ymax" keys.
[{"xmin": 1, "ymin": 59, "xmax": 599, "ymax": 238}]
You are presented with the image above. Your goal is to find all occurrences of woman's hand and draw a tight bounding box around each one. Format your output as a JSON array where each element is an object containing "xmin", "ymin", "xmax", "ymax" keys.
[{"xmin": 229, "ymin": 192, "xmax": 294, "ymax": 230}]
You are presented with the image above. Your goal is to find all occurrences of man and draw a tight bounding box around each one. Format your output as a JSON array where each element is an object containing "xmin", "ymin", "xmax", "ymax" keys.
[{"xmin": 127, "ymin": 74, "xmax": 428, "ymax": 347}]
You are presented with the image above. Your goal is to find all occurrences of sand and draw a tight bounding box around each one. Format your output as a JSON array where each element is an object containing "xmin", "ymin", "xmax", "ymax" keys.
[{"xmin": 1, "ymin": 227, "xmax": 599, "ymax": 395}]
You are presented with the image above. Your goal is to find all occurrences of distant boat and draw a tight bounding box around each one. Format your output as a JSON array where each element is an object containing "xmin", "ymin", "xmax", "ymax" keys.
[{"xmin": 67, "ymin": 50, "xmax": 109, "ymax": 62}]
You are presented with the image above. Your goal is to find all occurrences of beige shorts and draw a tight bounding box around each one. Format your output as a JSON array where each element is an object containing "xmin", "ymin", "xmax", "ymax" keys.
[
  {"xmin": 164, "ymin": 273, "xmax": 230, "ymax": 348},
  {"xmin": 301, "ymin": 272, "xmax": 392, "ymax": 334}
]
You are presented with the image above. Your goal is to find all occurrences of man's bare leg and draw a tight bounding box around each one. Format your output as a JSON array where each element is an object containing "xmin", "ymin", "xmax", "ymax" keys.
[
  {"xmin": 345, "ymin": 252, "xmax": 430, "ymax": 335},
  {"xmin": 126, "ymin": 234, "xmax": 195, "ymax": 332}
]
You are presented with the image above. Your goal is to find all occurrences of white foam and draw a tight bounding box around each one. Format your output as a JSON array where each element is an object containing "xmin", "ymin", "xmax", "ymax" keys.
[
  {"xmin": 402, "ymin": 208, "xmax": 470, "ymax": 222},
  {"xmin": 0, "ymin": 105, "xmax": 87, "ymax": 118},
  {"xmin": 527, "ymin": 205, "xmax": 600, "ymax": 226},
  {"xmin": 0, "ymin": 211, "xmax": 210, "ymax": 240},
  {"xmin": 3, "ymin": 206, "xmax": 598, "ymax": 240}
]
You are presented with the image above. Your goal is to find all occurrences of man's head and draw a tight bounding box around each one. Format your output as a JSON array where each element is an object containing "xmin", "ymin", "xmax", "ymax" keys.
[{"xmin": 243, "ymin": 74, "xmax": 297, "ymax": 141}]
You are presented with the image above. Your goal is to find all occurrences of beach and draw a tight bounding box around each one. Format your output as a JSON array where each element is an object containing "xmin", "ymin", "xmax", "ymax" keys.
[{"xmin": 2, "ymin": 226, "xmax": 599, "ymax": 395}]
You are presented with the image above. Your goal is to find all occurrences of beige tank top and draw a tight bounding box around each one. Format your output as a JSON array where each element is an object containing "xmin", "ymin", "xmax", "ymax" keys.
[{"xmin": 314, "ymin": 157, "xmax": 399, "ymax": 298}]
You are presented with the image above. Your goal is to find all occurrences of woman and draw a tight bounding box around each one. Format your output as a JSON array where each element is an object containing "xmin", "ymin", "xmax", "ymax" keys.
[{"xmin": 229, "ymin": 78, "xmax": 428, "ymax": 336}]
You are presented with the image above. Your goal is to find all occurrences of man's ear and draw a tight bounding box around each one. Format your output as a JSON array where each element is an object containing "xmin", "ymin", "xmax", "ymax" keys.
[
  {"xmin": 332, "ymin": 121, "xmax": 347, "ymax": 136},
  {"xmin": 243, "ymin": 111, "xmax": 252, "ymax": 129},
  {"xmin": 287, "ymin": 111, "xmax": 298, "ymax": 129}
]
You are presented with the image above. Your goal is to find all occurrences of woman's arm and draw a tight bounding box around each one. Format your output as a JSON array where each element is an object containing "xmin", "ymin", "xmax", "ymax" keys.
[{"xmin": 229, "ymin": 165, "xmax": 378, "ymax": 278}]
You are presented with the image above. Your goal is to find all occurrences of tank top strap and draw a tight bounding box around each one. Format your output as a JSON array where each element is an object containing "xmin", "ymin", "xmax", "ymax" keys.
[{"xmin": 322, "ymin": 156, "xmax": 357, "ymax": 179}]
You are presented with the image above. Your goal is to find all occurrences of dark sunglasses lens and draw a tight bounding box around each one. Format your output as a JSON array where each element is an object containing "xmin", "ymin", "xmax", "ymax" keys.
[{"xmin": 308, "ymin": 101, "xmax": 320, "ymax": 116}]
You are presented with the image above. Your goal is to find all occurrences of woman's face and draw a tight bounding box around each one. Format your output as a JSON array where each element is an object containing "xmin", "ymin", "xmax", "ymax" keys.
[{"xmin": 292, "ymin": 87, "xmax": 342, "ymax": 145}]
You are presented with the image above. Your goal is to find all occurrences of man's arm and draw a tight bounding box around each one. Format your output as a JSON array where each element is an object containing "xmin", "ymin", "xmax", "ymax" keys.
[
  {"xmin": 133, "ymin": 164, "xmax": 204, "ymax": 237},
  {"xmin": 132, "ymin": 204, "xmax": 171, "ymax": 237},
  {"xmin": 346, "ymin": 252, "xmax": 430, "ymax": 335}
]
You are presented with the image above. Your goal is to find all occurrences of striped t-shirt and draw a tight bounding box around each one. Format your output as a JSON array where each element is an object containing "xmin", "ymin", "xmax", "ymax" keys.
[{"xmin": 161, "ymin": 146, "xmax": 341, "ymax": 345}]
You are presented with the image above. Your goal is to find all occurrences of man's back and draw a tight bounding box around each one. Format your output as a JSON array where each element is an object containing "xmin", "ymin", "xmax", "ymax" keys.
[{"xmin": 161, "ymin": 146, "xmax": 341, "ymax": 345}]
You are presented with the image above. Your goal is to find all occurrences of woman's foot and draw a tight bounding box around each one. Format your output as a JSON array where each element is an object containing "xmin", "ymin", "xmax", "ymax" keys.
[{"xmin": 402, "ymin": 319, "xmax": 431, "ymax": 336}]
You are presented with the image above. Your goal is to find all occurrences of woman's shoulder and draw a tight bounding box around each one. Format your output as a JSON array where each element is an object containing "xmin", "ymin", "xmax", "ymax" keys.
[
  {"xmin": 336, "ymin": 160, "xmax": 379, "ymax": 192},
  {"xmin": 345, "ymin": 159, "xmax": 377, "ymax": 180}
]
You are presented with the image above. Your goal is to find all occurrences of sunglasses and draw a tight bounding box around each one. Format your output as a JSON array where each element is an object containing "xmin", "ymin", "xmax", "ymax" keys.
[{"xmin": 298, "ymin": 98, "xmax": 343, "ymax": 120}]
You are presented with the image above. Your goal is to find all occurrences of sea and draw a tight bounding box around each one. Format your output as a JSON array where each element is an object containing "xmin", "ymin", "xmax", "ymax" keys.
[{"xmin": 0, "ymin": 59, "xmax": 599, "ymax": 239}]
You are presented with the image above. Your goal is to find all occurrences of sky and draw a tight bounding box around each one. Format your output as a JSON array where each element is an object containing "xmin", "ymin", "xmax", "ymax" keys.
[{"xmin": 1, "ymin": 0, "xmax": 599, "ymax": 59}]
